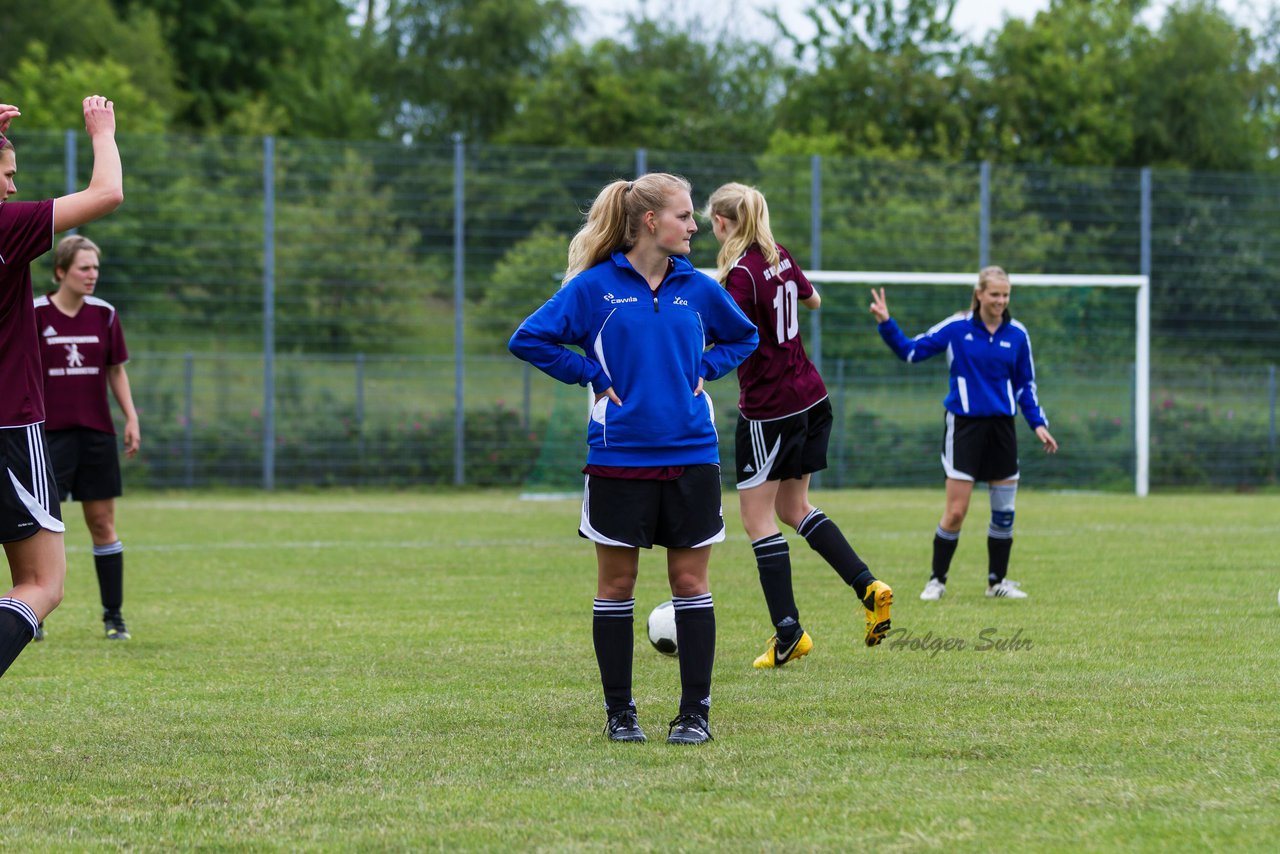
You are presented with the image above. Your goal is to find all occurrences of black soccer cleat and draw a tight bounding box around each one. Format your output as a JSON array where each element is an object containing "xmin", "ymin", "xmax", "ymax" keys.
[
  {"xmin": 103, "ymin": 610, "xmax": 131, "ymax": 641},
  {"xmin": 605, "ymin": 709, "xmax": 647, "ymax": 743},
  {"xmin": 666, "ymin": 713, "xmax": 713, "ymax": 745}
]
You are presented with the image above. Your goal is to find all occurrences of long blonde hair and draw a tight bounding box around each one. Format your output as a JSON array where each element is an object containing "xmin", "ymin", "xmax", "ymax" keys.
[
  {"xmin": 971, "ymin": 265, "xmax": 1010, "ymax": 313},
  {"xmin": 563, "ymin": 172, "xmax": 692, "ymax": 285},
  {"xmin": 704, "ymin": 182, "xmax": 780, "ymax": 283}
]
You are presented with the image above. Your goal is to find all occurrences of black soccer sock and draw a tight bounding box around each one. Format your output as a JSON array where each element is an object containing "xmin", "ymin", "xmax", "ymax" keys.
[
  {"xmin": 932, "ymin": 526, "xmax": 960, "ymax": 582},
  {"xmin": 672, "ymin": 594, "xmax": 715, "ymax": 720},
  {"xmin": 93, "ymin": 540, "xmax": 124, "ymax": 613},
  {"xmin": 796, "ymin": 509, "xmax": 875, "ymax": 599},
  {"xmin": 592, "ymin": 598, "xmax": 636, "ymax": 716},
  {"xmin": 988, "ymin": 536, "xmax": 1013, "ymax": 585},
  {"xmin": 752, "ymin": 534, "xmax": 801, "ymax": 640},
  {"xmin": 0, "ymin": 597, "xmax": 40, "ymax": 678}
]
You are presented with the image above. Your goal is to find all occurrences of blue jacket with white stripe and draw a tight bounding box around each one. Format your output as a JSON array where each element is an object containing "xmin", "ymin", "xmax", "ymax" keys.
[
  {"xmin": 509, "ymin": 252, "xmax": 759, "ymax": 466},
  {"xmin": 877, "ymin": 311, "xmax": 1048, "ymax": 429}
]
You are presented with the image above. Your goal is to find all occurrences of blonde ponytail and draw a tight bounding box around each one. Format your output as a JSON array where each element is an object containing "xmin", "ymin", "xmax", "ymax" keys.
[
  {"xmin": 563, "ymin": 173, "xmax": 693, "ymax": 284},
  {"xmin": 704, "ymin": 182, "xmax": 781, "ymax": 283}
]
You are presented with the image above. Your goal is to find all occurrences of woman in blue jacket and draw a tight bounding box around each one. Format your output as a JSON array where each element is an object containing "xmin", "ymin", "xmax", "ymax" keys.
[
  {"xmin": 870, "ymin": 267, "xmax": 1057, "ymax": 601},
  {"xmin": 509, "ymin": 172, "xmax": 758, "ymax": 746}
]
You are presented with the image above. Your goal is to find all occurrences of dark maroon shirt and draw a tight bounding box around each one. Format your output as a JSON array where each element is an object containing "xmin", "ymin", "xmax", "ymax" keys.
[
  {"xmin": 0, "ymin": 200, "xmax": 56, "ymax": 427},
  {"xmin": 34, "ymin": 293, "xmax": 130, "ymax": 434},
  {"xmin": 725, "ymin": 243, "xmax": 827, "ymax": 420}
]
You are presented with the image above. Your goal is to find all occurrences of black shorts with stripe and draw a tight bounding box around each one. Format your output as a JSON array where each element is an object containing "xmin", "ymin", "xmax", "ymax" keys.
[
  {"xmin": 47, "ymin": 427, "xmax": 123, "ymax": 502},
  {"xmin": 941, "ymin": 412, "xmax": 1019, "ymax": 482},
  {"xmin": 579, "ymin": 464, "xmax": 725, "ymax": 549},
  {"xmin": 0, "ymin": 423, "xmax": 65, "ymax": 543},
  {"xmin": 735, "ymin": 397, "xmax": 832, "ymax": 489}
]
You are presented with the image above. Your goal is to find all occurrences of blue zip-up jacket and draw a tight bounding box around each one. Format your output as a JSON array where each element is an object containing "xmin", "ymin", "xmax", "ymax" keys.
[
  {"xmin": 509, "ymin": 252, "xmax": 759, "ymax": 466},
  {"xmin": 878, "ymin": 311, "xmax": 1048, "ymax": 429}
]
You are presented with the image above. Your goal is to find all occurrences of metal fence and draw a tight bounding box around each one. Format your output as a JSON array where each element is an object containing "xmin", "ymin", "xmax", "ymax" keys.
[{"xmin": 15, "ymin": 131, "xmax": 1279, "ymax": 491}]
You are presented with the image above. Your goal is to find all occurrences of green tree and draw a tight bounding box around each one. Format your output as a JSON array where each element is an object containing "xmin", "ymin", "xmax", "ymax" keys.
[
  {"xmin": 770, "ymin": 0, "xmax": 974, "ymax": 160},
  {"xmin": 475, "ymin": 225, "xmax": 568, "ymax": 342},
  {"xmin": 1, "ymin": 0, "xmax": 183, "ymax": 124},
  {"xmin": 363, "ymin": 0, "xmax": 576, "ymax": 142},
  {"xmin": 274, "ymin": 145, "xmax": 447, "ymax": 352},
  {"xmin": 119, "ymin": 0, "xmax": 379, "ymax": 137},
  {"xmin": 1132, "ymin": 1, "xmax": 1277, "ymax": 171},
  {"xmin": 497, "ymin": 17, "xmax": 781, "ymax": 151},
  {"xmin": 2, "ymin": 44, "xmax": 169, "ymax": 133},
  {"xmin": 973, "ymin": 0, "xmax": 1149, "ymax": 166}
]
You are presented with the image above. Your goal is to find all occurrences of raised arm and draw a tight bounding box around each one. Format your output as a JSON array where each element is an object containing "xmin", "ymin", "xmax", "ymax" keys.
[
  {"xmin": 53, "ymin": 96, "xmax": 123, "ymax": 233},
  {"xmin": 870, "ymin": 288, "xmax": 953, "ymax": 363}
]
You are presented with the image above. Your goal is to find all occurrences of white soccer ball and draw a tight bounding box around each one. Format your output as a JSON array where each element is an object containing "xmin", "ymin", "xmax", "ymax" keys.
[{"xmin": 647, "ymin": 600, "xmax": 678, "ymax": 657}]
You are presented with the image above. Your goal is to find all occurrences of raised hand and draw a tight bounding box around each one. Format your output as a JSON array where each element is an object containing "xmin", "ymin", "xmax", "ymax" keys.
[
  {"xmin": 869, "ymin": 287, "xmax": 890, "ymax": 323},
  {"xmin": 0, "ymin": 103, "xmax": 20, "ymax": 135},
  {"xmin": 82, "ymin": 95, "xmax": 116, "ymax": 138}
]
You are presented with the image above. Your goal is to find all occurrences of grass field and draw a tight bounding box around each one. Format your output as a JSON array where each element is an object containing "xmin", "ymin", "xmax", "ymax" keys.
[{"xmin": 3, "ymin": 488, "xmax": 1278, "ymax": 851}]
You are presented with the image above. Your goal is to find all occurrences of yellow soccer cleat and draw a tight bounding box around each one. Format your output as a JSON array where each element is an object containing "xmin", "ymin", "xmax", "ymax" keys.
[
  {"xmin": 752, "ymin": 630, "xmax": 813, "ymax": 668},
  {"xmin": 862, "ymin": 580, "xmax": 893, "ymax": 646}
]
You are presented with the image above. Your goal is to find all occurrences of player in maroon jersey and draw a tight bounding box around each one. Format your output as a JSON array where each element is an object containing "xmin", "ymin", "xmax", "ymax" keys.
[
  {"xmin": 0, "ymin": 96, "xmax": 124, "ymax": 677},
  {"xmin": 35, "ymin": 235, "xmax": 139, "ymax": 640},
  {"xmin": 705, "ymin": 182, "xmax": 892, "ymax": 667}
]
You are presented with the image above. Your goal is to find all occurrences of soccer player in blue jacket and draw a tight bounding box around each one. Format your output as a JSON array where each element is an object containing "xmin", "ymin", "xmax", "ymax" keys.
[
  {"xmin": 509, "ymin": 172, "xmax": 758, "ymax": 745},
  {"xmin": 870, "ymin": 267, "xmax": 1058, "ymax": 601}
]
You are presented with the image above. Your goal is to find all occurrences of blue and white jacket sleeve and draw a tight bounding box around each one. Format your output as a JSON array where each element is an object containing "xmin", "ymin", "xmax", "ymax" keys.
[
  {"xmin": 508, "ymin": 281, "xmax": 610, "ymax": 392},
  {"xmin": 877, "ymin": 317, "xmax": 950, "ymax": 363},
  {"xmin": 699, "ymin": 282, "xmax": 759, "ymax": 381},
  {"xmin": 1014, "ymin": 333, "xmax": 1047, "ymax": 429}
]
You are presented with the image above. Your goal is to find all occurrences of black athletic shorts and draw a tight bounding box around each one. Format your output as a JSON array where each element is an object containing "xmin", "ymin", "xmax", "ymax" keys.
[
  {"xmin": 47, "ymin": 428, "xmax": 123, "ymax": 502},
  {"xmin": 0, "ymin": 424, "xmax": 65, "ymax": 543},
  {"xmin": 579, "ymin": 463, "xmax": 725, "ymax": 549},
  {"xmin": 735, "ymin": 398, "xmax": 832, "ymax": 489},
  {"xmin": 941, "ymin": 412, "xmax": 1019, "ymax": 482}
]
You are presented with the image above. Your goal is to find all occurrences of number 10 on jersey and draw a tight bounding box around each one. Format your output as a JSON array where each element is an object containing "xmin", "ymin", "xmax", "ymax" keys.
[{"xmin": 772, "ymin": 281, "xmax": 800, "ymax": 343}]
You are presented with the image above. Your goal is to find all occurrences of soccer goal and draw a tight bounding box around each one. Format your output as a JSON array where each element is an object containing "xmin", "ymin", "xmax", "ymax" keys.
[{"xmin": 796, "ymin": 271, "xmax": 1150, "ymax": 497}]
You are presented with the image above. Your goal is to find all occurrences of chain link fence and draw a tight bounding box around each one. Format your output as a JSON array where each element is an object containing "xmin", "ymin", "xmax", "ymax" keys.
[{"xmin": 15, "ymin": 131, "xmax": 1278, "ymax": 491}]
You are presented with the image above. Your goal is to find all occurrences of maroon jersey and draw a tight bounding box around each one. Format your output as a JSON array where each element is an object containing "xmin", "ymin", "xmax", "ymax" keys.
[
  {"xmin": 0, "ymin": 200, "xmax": 56, "ymax": 427},
  {"xmin": 725, "ymin": 243, "xmax": 827, "ymax": 420},
  {"xmin": 33, "ymin": 293, "xmax": 130, "ymax": 434}
]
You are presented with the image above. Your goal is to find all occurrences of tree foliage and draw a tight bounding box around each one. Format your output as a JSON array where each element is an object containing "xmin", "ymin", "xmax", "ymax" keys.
[
  {"xmin": 497, "ymin": 18, "xmax": 782, "ymax": 152},
  {"xmin": 361, "ymin": 0, "xmax": 577, "ymax": 142},
  {"xmin": 117, "ymin": 0, "xmax": 380, "ymax": 137}
]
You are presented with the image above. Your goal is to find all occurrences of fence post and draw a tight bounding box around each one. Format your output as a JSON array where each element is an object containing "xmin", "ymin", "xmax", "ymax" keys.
[
  {"xmin": 810, "ymin": 154, "xmax": 823, "ymax": 489},
  {"xmin": 1136, "ymin": 168, "xmax": 1151, "ymax": 497},
  {"xmin": 979, "ymin": 161, "xmax": 991, "ymax": 268},
  {"xmin": 262, "ymin": 136, "xmax": 276, "ymax": 491},
  {"xmin": 355, "ymin": 353, "xmax": 365, "ymax": 482},
  {"xmin": 63, "ymin": 130, "xmax": 78, "ymax": 235},
  {"xmin": 635, "ymin": 148, "xmax": 647, "ymax": 177},
  {"xmin": 834, "ymin": 358, "xmax": 846, "ymax": 487},
  {"xmin": 184, "ymin": 352, "xmax": 194, "ymax": 488},
  {"xmin": 453, "ymin": 134, "xmax": 466, "ymax": 486},
  {"xmin": 1269, "ymin": 364, "xmax": 1276, "ymax": 453}
]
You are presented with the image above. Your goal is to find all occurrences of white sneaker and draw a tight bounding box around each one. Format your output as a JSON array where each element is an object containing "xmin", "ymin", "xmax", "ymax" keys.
[
  {"xmin": 920, "ymin": 578, "xmax": 946, "ymax": 601},
  {"xmin": 986, "ymin": 579, "xmax": 1028, "ymax": 599}
]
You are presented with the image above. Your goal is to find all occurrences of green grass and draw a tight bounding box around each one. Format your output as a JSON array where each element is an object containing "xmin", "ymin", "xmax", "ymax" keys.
[{"xmin": 3, "ymin": 489, "xmax": 1278, "ymax": 851}]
